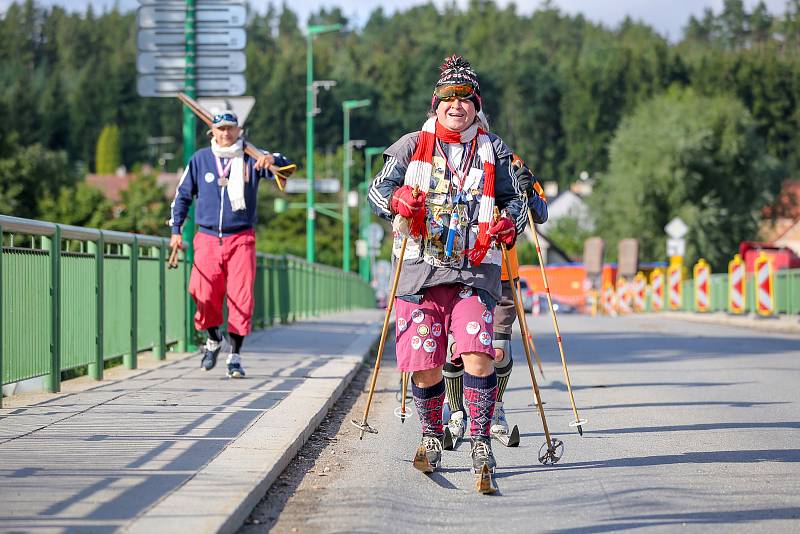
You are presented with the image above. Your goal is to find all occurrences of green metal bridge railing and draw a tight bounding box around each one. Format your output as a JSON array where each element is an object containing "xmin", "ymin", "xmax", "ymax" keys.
[{"xmin": 0, "ymin": 215, "xmax": 375, "ymax": 407}]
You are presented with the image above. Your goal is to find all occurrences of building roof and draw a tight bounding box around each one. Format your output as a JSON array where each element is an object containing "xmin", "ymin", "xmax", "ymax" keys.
[{"xmin": 85, "ymin": 171, "xmax": 180, "ymax": 202}]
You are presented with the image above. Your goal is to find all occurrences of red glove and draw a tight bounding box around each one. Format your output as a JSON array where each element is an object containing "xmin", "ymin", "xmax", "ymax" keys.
[
  {"xmin": 488, "ymin": 216, "xmax": 516, "ymax": 246},
  {"xmin": 390, "ymin": 185, "xmax": 425, "ymax": 218}
]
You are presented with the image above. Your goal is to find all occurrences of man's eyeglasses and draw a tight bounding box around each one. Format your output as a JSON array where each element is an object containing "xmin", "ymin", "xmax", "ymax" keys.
[
  {"xmin": 211, "ymin": 112, "xmax": 238, "ymax": 125},
  {"xmin": 434, "ymin": 84, "xmax": 476, "ymax": 101}
]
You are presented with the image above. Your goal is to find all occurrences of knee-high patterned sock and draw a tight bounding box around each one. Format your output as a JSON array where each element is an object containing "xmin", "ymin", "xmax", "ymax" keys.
[
  {"xmin": 412, "ymin": 378, "xmax": 445, "ymax": 436},
  {"xmin": 463, "ymin": 371, "xmax": 497, "ymax": 438}
]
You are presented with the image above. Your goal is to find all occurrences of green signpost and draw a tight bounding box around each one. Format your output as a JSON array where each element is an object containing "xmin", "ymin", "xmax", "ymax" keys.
[
  {"xmin": 305, "ymin": 24, "xmax": 342, "ymax": 263},
  {"xmin": 359, "ymin": 147, "xmax": 386, "ymax": 282},
  {"xmin": 342, "ymin": 99, "xmax": 371, "ymax": 272}
]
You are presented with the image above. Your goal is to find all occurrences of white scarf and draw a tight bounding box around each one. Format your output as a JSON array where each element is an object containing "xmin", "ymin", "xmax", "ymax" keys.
[{"xmin": 211, "ymin": 139, "xmax": 246, "ymax": 211}]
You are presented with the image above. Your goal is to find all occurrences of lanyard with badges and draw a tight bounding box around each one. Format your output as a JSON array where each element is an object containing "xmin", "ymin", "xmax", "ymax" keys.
[
  {"xmin": 435, "ymin": 137, "xmax": 477, "ymax": 257},
  {"xmin": 215, "ymin": 157, "xmax": 233, "ymax": 186}
]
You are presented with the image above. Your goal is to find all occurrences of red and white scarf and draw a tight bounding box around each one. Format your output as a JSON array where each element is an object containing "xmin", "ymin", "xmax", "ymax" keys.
[{"xmin": 404, "ymin": 117, "xmax": 496, "ymax": 265}]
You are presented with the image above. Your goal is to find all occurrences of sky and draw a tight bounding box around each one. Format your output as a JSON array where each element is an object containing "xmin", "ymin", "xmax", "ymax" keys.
[{"xmin": 1, "ymin": 0, "xmax": 790, "ymax": 41}]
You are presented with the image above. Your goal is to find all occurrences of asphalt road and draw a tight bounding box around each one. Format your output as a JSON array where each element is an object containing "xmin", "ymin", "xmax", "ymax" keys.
[{"xmin": 244, "ymin": 313, "xmax": 800, "ymax": 533}]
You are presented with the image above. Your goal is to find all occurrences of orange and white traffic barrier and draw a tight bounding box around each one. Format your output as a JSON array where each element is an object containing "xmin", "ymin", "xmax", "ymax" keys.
[
  {"xmin": 668, "ymin": 260, "xmax": 683, "ymax": 310},
  {"xmin": 650, "ymin": 268, "xmax": 664, "ymax": 311},
  {"xmin": 632, "ymin": 272, "xmax": 647, "ymax": 312},
  {"xmin": 533, "ymin": 294, "xmax": 541, "ymax": 316},
  {"xmin": 693, "ymin": 258, "xmax": 711, "ymax": 312},
  {"xmin": 602, "ymin": 282, "xmax": 616, "ymax": 316},
  {"xmin": 754, "ymin": 251, "xmax": 775, "ymax": 316},
  {"xmin": 616, "ymin": 276, "xmax": 631, "ymax": 314},
  {"xmin": 728, "ymin": 254, "xmax": 745, "ymax": 314}
]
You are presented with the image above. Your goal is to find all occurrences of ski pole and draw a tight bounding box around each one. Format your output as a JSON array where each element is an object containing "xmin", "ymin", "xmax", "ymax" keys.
[
  {"xmin": 525, "ymin": 200, "xmax": 587, "ymax": 436},
  {"xmin": 352, "ymin": 187, "xmax": 419, "ymax": 439},
  {"xmin": 499, "ymin": 235, "xmax": 563, "ymax": 464},
  {"xmin": 495, "ymin": 208, "xmax": 562, "ymax": 463},
  {"xmin": 515, "ymin": 278, "xmax": 545, "ymax": 379}
]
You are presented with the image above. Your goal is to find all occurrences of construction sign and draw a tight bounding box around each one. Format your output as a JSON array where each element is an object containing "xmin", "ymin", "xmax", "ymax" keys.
[
  {"xmin": 728, "ymin": 254, "xmax": 746, "ymax": 314},
  {"xmin": 693, "ymin": 258, "xmax": 711, "ymax": 312}
]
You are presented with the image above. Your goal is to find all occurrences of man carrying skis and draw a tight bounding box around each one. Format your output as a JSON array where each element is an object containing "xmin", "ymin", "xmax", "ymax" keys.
[
  {"xmin": 368, "ymin": 55, "xmax": 526, "ymax": 486},
  {"xmin": 169, "ymin": 111, "xmax": 292, "ymax": 378}
]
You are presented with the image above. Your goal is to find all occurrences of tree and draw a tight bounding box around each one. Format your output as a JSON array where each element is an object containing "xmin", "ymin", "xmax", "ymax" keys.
[
  {"xmin": 105, "ymin": 170, "xmax": 168, "ymax": 235},
  {"xmin": 95, "ymin": 124, "xmax": 122, "ymax": 174},
  {"xmin": 590, "ymin": 87, "xmax": 783, "ymax": 271},
  {"xmin": 0, "ymin": 142, "xmax": 75, "ymax": 218},
  {"xmin": 37, "ymin": 181, "xmax": 110, "ymax": 227}
]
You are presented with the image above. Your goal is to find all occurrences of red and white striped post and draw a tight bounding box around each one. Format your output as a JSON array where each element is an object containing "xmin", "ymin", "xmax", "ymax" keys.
[
  {"xmin": 633, "ymin": 272, "xmax": 647, "ymax": 312},
  {"xmin": 650, "ymin": 268, "xmax": 664, "ymax": 312},
  {"xmin": 693, "ymin": 258, "xmax": 711, "ymax": 313},
  {"xmin": 728, "ymin": 254, "xmax": 745, "ymax": 314},
  {"xmin": 668, "ymin": 259, "xmax": 683, "ymax": 310},
  {"xmin": 602, "ymin": 281, "xmax": 616, "ymax": 316},
  {"xmin": 754, "ymin": 251, "xmax": 775, "ymax": 316},
  {"xmin": 616, "ymin": 276, "xmax": 631, "ymax": 314}
]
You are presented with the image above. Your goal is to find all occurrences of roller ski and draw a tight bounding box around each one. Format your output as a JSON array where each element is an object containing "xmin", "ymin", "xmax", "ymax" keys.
[
  {"xmin": 471, "ymin": 437, "xmax": 498, "ymax": 494},
  {"xmin": 442, "ymin": 410, "xmax": 466, "ymax": 450},
  {"xmin": 490, "ymin": 401, "xmax": 520, "ymax": 447},
  {"xmin": 412, "ymin": 434, "xmax": 442, "ymax": 473}
]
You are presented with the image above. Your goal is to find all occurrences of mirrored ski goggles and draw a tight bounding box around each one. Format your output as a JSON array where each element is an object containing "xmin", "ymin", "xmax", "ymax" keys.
[
  {"xmin": 211, "ymin": 112, "xmax": 239, "ymax": 126},
  {"xmin": 434, "ymin": 84, "xmax": 477, "ymax": 101}
]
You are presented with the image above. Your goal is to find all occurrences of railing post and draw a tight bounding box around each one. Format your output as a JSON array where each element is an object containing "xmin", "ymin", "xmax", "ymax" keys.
[
  {"xmin": 43, "ymin": 226, "xmax": 62, "ymax": 393},
  {"xmin": 88, "ymin": 235, "xmax": 104, "ymax": 380},
  {"xmin": 124, "ymin": 238, "xmax": 138, "ymax": 369},
  {"xmin": 155, "ymin": 241, "xmax": 167, "ymax": 360}
]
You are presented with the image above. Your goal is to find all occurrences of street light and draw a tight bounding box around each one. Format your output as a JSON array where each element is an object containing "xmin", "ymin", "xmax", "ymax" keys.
[
  {"xmin": 306, "ymin": 23, "xmax": 342, "ymax": 263},
  {"xmin": 342, "ymin": 99, "xmax": 370, "ymax": 272},
  {"xmin": 359, "ymin": 146, "xmax": 386, "ymax": 282}
]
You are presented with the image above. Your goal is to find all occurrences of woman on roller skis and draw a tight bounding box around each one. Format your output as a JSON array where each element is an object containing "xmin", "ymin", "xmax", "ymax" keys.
[{"xmin": 368, "ymin": 55, "xmax": 526, "ymax": 492}]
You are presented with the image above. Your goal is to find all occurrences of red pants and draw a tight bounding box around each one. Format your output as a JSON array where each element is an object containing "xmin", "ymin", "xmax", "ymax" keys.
[{"xmin": 189, "ymin": 229, "xmax": 256, "ymax": 336}]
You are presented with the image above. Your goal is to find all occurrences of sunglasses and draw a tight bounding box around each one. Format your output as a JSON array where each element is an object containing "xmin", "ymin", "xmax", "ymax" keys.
[
  {"xmin": 212, "ymin": 113, "xmax": 238, "ymax": 125},
  {"xmin": 434, "ymin": 84, "xmax": 476, "ymax": 101}
]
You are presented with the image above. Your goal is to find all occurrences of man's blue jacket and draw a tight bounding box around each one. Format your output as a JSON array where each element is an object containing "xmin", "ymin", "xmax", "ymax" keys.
[{"xmin": 169, "ymin": 146, "xmax": 291, "ymax": 237}]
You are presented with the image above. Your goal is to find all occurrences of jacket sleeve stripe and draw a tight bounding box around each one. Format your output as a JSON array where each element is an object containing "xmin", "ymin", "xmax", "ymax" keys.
[{"xmin": 169, "ymin": 164, "xmax": 192, "ymax": 228}]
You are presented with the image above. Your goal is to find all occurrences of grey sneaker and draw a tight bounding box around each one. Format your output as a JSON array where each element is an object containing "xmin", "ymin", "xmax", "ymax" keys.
[
  {"xmin": 226, "ymin": 353, "xmax": 246, "ymax": 378},
  {"xmin": 490, "ymin": 400, "xmax": 509, "ymax": 435},
  {"xmin": 413, "ymin": 434, "xmax": 443, "ymax": 473},
  {"xmin": 201, "ymin": 339, "xmax": 221, "ymax": 371},
  {"xmin": 470, "ymin": 436, "xmax": 497, "ymax": 473},
  {"xmin": 447, "ymin": 410, "xmax": 466, "ymax": 440}
]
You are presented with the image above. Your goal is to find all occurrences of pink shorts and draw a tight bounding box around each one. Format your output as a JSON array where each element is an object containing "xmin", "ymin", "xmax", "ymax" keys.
[{"xmin": 394, "ymin": 284, "xmax": 495, "ymax": 372}]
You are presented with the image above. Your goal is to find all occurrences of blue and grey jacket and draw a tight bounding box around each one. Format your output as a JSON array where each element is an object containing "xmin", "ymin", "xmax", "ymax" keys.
[
  {"xmin": 169, "ymin": 146, "xmax": 291, "ymax": 237},
  {"xmin": 367, "ymin": 130, "xmax": 528, "ymax": 301}
]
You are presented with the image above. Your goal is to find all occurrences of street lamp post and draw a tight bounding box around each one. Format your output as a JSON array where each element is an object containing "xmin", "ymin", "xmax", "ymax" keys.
[
  {"xmin": 341, "ymin": 99, "xmax": 370, "ymax": 272},
  {"xmin": 360, "ymin": 146, "xmax": 386, "ymax": 282},
  {"xmin": 306, "ymin": 23, "xmax": 341, "ymax": 263}
]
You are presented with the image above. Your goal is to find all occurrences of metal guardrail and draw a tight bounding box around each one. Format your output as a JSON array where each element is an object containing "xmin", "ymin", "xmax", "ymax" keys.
[{"xmin": 0, "ymin": 215, "xmax": 375, "ymax": 407}]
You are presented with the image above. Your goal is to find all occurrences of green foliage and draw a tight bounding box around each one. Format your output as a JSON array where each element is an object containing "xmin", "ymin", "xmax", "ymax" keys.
[
  {"xmin": 104, "ymin": 170, "xmax": 169, "ymax": 236},
  {"xmin": 590, "ymin": 87, "xmax": 783, "ymax": 271},
  {"xmin": 541, "ymin": 217, "xmax": 592, "ymax": 260},
  {"xmin": 37, "ymin": 181, "xmax": 110, "ymax": 227},
  {"xmin": 95, "ymin": 124, "xmax": 121, "ymax": 174},
  {"xmin": 0, "ymin": 142, "xmax": 75, "ymax": 218}
]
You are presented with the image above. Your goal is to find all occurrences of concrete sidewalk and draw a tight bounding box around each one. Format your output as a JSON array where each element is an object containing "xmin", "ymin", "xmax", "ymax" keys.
[{"xmin": 0, "ymin": 309, "xmax": 384, "ymax": 534}]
